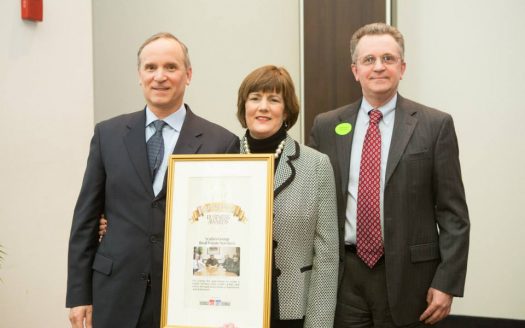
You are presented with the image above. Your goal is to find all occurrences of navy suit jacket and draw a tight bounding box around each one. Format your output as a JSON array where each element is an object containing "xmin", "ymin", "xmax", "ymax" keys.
[{"xmin": 66, "ymin": 105, "xmax": 239, "ymax": 327}]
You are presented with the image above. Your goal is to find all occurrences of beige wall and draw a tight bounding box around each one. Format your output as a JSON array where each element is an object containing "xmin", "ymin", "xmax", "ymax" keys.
[
  {"xmin": 0, "ymin": 1, "xmax": 93, "ymax": 327},
  {"xmin": 397, "ymin": 0, "xmax": 525, "ymax": 320},
  {"xmin": 2, "ymin": 0, "xmax": 525, "ymax": 326},
  {"xmin": 93, "ymin": 0, "xmax": 302, "ymax": 140}
]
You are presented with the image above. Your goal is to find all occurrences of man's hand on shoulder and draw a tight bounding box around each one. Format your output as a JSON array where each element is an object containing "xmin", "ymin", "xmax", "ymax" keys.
[
  {"xmin": 419, "ymin": 288, "xmax": 452, "ymax": 325},
  {"xmin": 69, "ymin": 305, "xmax": 93, "ymax": 328}
]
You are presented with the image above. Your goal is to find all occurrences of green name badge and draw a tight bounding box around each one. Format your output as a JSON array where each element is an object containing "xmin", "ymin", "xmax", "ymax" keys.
[{"xmin": 335, "ymin": 122, "xmax": 352, "ymax": 136}]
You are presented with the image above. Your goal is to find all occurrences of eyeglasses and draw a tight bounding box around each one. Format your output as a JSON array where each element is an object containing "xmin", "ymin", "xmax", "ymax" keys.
[{"xmin": 356, "ymin": 54, "xmax": 401, "ymax": 66}]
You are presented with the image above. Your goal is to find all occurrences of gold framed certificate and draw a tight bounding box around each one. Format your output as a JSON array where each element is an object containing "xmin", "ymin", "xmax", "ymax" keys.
[{"xmin": 161, "ymin": 154, "xmax": 274, "ymax": 328}]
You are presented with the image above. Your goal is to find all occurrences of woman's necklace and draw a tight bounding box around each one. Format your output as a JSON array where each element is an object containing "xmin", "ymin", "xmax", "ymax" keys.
[{"xmin": 243, "ymin": 137, "xmax": 286, "ymax": 159}]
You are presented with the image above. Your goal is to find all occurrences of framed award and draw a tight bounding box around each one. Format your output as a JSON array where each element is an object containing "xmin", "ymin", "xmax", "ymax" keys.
[{"xmin": 161, "ymin": 154, "xmax": 274, "ymax": 328}]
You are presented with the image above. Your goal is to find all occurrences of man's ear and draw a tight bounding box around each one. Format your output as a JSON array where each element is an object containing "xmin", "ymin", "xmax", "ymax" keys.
[
  {"xmin": 351, "ymin": 64, "xmax": 359, "ymax": 82},
  {"xmin": 400, "ymin": 61, "xmax": 406, "ymax": 80},
  {"xmin": 186, "ymin": 67, "xmax": 193, "ymax": 86}
]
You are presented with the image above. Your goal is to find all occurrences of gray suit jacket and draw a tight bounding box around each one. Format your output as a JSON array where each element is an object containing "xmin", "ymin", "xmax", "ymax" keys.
[
  {"xmin": 309, "ymin": 95, "xmax": 470, "ymax": 325},
  {"xmin": 241, "ymin": 135, "xmax": 339, "ymax": 327},
  {"xmin": 66, "ymin": 105, "xmax": 239, "ymax": 328}
]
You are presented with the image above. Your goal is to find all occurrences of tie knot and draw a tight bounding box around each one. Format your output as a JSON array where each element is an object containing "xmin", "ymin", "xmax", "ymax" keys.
[
  {"xmin": 152, "ymin": 120, "xmax": 166, "ymax": 132},
  {"xmin": 369, "ymin": 109, "xmax": 382, "ymax": 125}
]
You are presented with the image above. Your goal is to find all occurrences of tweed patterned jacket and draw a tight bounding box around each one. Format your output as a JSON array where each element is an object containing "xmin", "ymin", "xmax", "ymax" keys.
[{"xmin": 241, "ymin": 134, "xmax": 339, "ymax": 327}]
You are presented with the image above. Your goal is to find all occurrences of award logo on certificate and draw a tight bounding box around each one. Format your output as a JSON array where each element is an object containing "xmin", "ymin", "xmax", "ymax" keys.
[{"xmin": 161, "ymin": 154, "xmax": 274, "ymax": 328}]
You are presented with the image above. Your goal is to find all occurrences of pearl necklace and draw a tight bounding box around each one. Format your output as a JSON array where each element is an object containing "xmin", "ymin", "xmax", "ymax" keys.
[{"xmin": 243, "ymin": 137, "xmax": 286, "ymax": 159}]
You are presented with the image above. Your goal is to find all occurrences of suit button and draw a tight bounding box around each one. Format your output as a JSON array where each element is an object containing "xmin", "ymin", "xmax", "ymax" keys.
[
  {"xmin": 150, "ymin": 235, "xmax": 158, "ymax": 243},
  {"xmin": 140, "ymin": 273, "xmax": 148, "ymax": 280},
  {"xmin": 152, "ymin": 201, "xmax": 159, "ymax": 208}
]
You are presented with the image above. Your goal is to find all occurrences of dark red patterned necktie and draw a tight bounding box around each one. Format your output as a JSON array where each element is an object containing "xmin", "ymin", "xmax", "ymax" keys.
[{"xmin": 356, "ymin": 109, "xmax": 384, "ymax": 268}]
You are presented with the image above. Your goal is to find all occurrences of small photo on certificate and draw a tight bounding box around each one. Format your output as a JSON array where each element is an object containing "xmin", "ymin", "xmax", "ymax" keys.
[{"xmin": 192, "ymin": 246, "xmax": 241, "ymax": 277}]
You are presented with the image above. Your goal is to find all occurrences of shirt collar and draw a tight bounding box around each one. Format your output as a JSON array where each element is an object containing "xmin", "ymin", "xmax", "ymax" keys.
[
  {"xmin": 360, "ymin": 94, "xmax": 397, "ymax": 125},
  {"xmin": 145, "ymin": 104, "xmax": 187, "ymax": 132}
]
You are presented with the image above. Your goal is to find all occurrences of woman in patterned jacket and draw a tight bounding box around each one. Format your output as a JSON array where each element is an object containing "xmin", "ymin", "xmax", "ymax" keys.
[{"xmin": 236, "ymin": 65, "xmax": 339, "ymax": 328}]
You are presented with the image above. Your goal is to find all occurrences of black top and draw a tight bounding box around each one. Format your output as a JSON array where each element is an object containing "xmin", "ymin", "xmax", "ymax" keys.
[{"xmin": 245, "ymin": 125, "xmax": 287, "ymax": 171}]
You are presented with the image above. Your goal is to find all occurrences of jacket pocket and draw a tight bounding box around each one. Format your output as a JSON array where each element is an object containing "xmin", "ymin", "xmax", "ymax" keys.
[
  {"xmin": 409, "ymin": 242, "xmax": 440, "ymax": 263},
  {"xmin": 92, "ymin": 253, "xmax": 113, "ymax": 276},
  {"xmin": 300, "ymin": 264, "xmax": 313, "ymax": 273},
  {"xmin": 404, "ymin": 150, "xmax": 431, "ymax": 161}
]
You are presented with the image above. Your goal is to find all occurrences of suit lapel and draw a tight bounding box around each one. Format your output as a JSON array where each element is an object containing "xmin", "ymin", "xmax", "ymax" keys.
[
  {"xmin": 274, "ymin": 136, "xmax": 298, "ymax": 198},
  {"xmin": 123, "ymin": 109, "xmax": 154, "ymax": 197},
  {"xmin": 156, "ymin": 105, "xmax": 203, "ymax": 199},
  {"xmin": 172, "ymin": 105, "xmax": 203, "ymax": 154},
  {"xmin": 385, "ymin": 95, "xmax": 418, "ymax": 184},
  {"xmin": 335, "ymin": 101, "xmax": 360, "ymax": 195}
]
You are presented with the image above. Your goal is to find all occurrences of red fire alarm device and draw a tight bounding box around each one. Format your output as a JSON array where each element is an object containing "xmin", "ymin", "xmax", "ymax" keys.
[{"xmin": 21, "ymin": 0, "xmax": 43, "ymax": 22}]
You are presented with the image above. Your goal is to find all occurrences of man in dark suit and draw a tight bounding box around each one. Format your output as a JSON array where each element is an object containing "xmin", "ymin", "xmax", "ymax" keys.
[
  {"xmin": 66, "ymin": 33, "xmax": 239, "ymax": 328},
  {"xmin": 205, "ymin": 254, "xmax": 219, "ymax": 268},
  {"xmin": 309, "ymin": 23, "xmax": 469, "ymax": 327}
]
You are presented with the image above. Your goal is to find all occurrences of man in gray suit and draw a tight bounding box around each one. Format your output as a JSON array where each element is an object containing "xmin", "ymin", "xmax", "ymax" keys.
[
  {"xmin": 310, "ymin": 23, "xmax": 469, "ymax": 327},
  {"xmin": 66, "ymin": 33, "xmax": 239, "ymax": 328}
]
